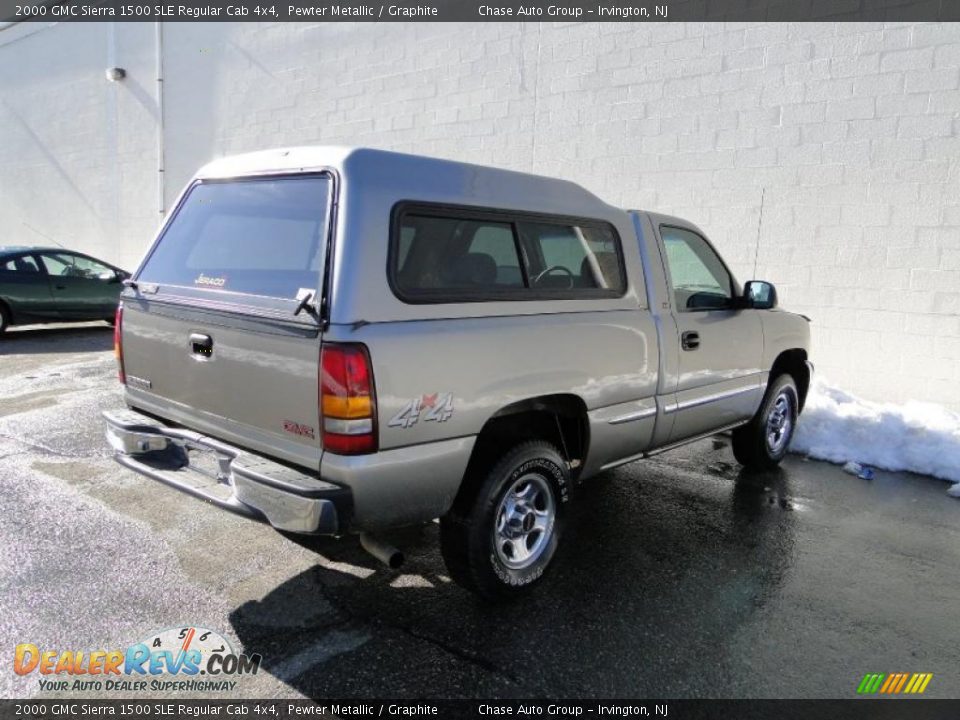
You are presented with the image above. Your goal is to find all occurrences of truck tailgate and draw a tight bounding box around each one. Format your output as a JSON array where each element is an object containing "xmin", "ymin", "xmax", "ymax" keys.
[{"xmin": 121, "ymin": 302, "xmax": 322, "ymax": 469}]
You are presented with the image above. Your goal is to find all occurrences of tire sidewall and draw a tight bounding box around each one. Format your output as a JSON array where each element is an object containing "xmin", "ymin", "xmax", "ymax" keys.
[
  {"xmin": 761, "ymin": 376, "xmax": 799, "ymax": 462},
  {"xmin": 477, "ymin": 447, "xmax": 568, "ymax": 591}
]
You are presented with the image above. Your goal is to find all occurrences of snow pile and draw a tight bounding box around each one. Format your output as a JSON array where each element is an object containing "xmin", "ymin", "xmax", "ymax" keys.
[{"xmin": 791, "ymin": 378, "xmax": 960, "ymax": 491}]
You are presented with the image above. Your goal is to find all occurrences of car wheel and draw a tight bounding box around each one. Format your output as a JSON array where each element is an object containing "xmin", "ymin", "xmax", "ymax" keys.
[
  {"xmin": 0, "ymin": 303, "xmax": 9, "ymax": 335},
  {"xmin": 732, "ymin": 374, "xmax": 799, "ymax": 471},
  {"xmin": 440, "ymin": 440, "xmax": 569, "ymax": 601}
]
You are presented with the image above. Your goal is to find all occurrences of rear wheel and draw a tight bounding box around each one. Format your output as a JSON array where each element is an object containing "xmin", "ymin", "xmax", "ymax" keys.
[
  {"xmin": 440, "ymin": 440, "xmax": 569, "ymax": 601},
  {"xmin": 732, "ymin": 374, "xmax": 798, "ymax": 470}
]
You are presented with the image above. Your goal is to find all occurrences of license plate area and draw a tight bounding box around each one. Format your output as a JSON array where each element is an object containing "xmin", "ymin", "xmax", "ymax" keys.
[{"xmin": 184, "ymin": 444, "xmax": 234, "ymax": 485}]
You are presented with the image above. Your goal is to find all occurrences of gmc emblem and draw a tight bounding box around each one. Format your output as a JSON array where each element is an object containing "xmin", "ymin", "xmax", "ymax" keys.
[{"xmin": 282, "ymin": 420, "xmax": 316, "ymax": 439}]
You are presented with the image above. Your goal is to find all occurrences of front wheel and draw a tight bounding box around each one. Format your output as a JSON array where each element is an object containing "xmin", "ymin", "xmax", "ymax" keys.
[
  {"xmin": 440, "ymin": 441, "xmax": 569, "ymax": 601},
  {"xmin": 731, "ymin": 374, "xmax": 799, "ymax": 470}
]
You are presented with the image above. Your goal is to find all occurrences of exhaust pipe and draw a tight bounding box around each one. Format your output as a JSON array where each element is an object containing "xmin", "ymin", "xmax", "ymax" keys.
[{"xmin": 360, "ymin": 533, "xmax": 404, "ymax": 569}]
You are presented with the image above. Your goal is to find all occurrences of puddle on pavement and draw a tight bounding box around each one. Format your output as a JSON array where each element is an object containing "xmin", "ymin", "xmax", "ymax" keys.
[{"xmin": 0, "ymin": 389, "xmax": 77, "ymax": 417}]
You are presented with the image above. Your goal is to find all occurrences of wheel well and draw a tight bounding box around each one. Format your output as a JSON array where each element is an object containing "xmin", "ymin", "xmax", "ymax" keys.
[
  {"xmin": 771, "ymin": 349, "xmax": 810, "ymax": 412},
  {"xmin": 451, "ymin": 394, "xmax": 589, "ymax": 513}
]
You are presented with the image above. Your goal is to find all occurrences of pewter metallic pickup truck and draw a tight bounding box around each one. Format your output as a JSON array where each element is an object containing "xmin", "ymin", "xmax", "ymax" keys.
[{"xmin": 105, "ymin": 147, "xmax": 812, "ymax": 599}]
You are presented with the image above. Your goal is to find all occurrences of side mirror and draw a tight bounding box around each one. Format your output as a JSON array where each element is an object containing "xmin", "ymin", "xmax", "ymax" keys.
[{"xmin": 744, "ymin": 280, "xmax": 777, "ymax": 310}]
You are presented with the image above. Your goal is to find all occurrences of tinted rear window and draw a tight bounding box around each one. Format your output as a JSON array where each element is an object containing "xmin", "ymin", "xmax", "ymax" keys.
[{"xmin": 139, "ymin": 176, "xmax": 329, "ymax": 299}]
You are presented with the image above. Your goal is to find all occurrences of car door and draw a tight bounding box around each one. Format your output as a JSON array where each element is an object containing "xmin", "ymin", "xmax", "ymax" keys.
[
  {"xmin": 0, "ymin": 253, "xmax": 58, "ymax": 322},
  {"xmin": 655, "ymin": 222, "xmax": 765, "ymax": 444},
  {"xmin": 37, "ymin": 251, "xmax": 122, "ymax": 320}
]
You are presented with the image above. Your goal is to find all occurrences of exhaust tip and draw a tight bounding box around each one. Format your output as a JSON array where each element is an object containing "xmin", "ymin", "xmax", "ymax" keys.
[{"xmin": 360, "ymin": 533, "xmax": 405, "ymax": 570}]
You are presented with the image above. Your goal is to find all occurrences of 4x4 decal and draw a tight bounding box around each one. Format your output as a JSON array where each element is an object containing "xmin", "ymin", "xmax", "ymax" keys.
[{"xmin": 388, "ymin": 393, "xmax": 455, "ymax": 429}]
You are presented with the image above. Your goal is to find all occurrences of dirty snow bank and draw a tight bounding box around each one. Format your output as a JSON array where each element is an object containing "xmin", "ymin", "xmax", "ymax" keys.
[{"xmin": 790, "ymin": 378, "xmax": 960, "ymax": 491}]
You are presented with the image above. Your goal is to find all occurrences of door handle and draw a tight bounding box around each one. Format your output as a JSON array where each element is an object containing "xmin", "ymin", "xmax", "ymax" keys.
[
  {"xmin": 189, "ymin": 333, "xmax": 213, "ymax": 358},
  {"xmin": 681, "ymin": 331, "xmax": 700, "ymax": 351},
  {"xmin": 55, "ymin": 285, "xmax": 67, "ymax": 290}
]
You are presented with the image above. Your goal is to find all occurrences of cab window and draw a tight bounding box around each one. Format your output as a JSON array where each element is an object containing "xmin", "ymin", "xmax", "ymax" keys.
[
  {"xmin": 660, "ymin": 226, "xmax": 733, "ymax": 311},
  {"xmin": 518, "ymin": 222, "xmax": 623, "ymax": 292}
]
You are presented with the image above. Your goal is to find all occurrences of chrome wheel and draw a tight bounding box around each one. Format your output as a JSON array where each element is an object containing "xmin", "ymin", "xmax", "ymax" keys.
[
  {"xmin": 766, "ymin": 390, "xmax": 794, "ymax": 454},
  {"xmin": 494, "ymin": 473, "xmax": 556, "ymax": 570}
]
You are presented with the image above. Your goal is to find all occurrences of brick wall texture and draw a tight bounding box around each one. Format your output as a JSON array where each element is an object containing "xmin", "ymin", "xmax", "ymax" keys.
[{"xmin": 1, "ymin": 21, "xmax": 958, "ymax": 409}]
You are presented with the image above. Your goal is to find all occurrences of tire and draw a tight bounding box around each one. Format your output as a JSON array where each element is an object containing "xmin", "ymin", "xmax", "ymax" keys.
[
  {"xmin": 731, "ymin": 373, "xmax": 799, "ymax": 471},
  {"xmin": 440, "ymin": 440, "xmax": 569, "ymax": 601},
  {"xmin": 0, "ymin": 303, "xmax": 9, "ymax": 335}
]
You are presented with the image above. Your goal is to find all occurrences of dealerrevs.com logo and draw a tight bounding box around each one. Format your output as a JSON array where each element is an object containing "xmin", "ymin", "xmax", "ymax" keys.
[{"xmin": 14, "ymin": 626, "xmax": 261, "ymax": 693}]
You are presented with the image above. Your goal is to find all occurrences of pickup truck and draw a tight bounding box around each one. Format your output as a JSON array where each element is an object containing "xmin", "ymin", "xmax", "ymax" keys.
[{"xmin": 104, "ymin": 147, "xmax": 812, "ymax": 600}]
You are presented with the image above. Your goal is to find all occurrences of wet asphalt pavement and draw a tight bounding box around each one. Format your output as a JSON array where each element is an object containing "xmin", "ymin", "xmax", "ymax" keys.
[{"xmin": 1, "ymin": 323, "xmax": 958, "ymax": 700}]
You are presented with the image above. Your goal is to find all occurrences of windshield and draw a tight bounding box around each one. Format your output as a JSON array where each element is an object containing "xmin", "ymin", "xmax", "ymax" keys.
[{"xmin": 138, "ymin": 175, "xmax": 330, "ymax": 300}]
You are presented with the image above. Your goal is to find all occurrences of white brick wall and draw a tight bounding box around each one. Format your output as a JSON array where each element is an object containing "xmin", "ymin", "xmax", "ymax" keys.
[{"xmin": 1, "ymin": 21, "xmax": 958, "ymax": 410}]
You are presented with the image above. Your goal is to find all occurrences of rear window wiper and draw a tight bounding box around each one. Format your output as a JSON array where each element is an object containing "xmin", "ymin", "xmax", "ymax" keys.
[
  {"xmin": 294, "ymin": 291, "xmax": 319, "ymax": 320},
  {"xmin": 122, "ymin": 279, "xmax": 159, "ymax": 294}
]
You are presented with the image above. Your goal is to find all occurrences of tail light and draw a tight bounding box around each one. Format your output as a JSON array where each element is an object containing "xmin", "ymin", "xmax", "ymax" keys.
[
  {"xmin": 114, "ymin": 304, "xmax": 125, "ymax": 385},
  {"xmin": 320, "ymin": 343, "xmax": 377, "ymax": 455}
]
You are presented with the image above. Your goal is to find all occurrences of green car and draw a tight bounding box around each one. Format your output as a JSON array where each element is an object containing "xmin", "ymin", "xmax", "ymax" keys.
[{"xmin": 0, "ymin": 246, "xmax": 129, "ymax": 334}]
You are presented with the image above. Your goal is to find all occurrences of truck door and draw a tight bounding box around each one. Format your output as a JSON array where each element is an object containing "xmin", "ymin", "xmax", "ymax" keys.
[{"xmin": 654, "ymin": 222, "xmax": 764, "ymax": 444}]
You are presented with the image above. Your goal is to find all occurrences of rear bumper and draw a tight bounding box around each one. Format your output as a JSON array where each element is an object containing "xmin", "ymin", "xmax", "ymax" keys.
[{"xmin": 103, "ymin": 408, "xmax": 348, "ymax": 534}]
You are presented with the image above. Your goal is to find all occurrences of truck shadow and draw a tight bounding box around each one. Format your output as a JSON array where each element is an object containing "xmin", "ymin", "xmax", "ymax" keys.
[
  {"xmin": 1, "ymin": 324, "xmax": 113, "ymax": 354},
  {"xmin": 229, "ymin": 459, "xmax": 798, "ymax": 697}
]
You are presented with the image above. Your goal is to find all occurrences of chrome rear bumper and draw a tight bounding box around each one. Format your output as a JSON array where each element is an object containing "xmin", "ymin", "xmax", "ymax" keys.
[{"xmin": 103, "ymin": 408, "xmax": 345, "ymax": 534}]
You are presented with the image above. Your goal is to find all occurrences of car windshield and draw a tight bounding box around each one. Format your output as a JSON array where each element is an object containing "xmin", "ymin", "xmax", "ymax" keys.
[{"xmin": 138, "ymin": 176, "xmax": 330, "ymax": 299}]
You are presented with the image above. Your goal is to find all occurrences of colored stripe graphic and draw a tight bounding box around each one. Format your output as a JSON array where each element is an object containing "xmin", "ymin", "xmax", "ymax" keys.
[
  {"xmin": 857, "ymin": 674, "xmax": 885, "ymax": 694},
  {"xmin": 857, "ymin": 672, "xmax": 932, "ymax": 695},
  {"xmin": 893, "ymin": 673, "xmax": 909, "ymax": 693}
]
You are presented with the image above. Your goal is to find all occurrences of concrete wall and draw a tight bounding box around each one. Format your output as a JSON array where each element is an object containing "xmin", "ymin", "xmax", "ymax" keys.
[{"xmin": 1, "ymin": 21, "xmax": 958, "ymax": 409}]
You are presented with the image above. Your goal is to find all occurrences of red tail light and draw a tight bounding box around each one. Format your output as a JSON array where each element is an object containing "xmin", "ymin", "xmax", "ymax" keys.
[
  {"xmin": 320, "ymin": 343, "xmax": 377, "ymax": 455},
  {"xmin": 114, "ymin": 304, "xmax": 125, "ymax": 385}
]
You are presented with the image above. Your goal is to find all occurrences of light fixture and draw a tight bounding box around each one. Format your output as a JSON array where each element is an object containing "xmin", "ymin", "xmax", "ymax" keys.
[{"xmin": 105, "ymin": 67, "xmax": 126, "ymax": 82}]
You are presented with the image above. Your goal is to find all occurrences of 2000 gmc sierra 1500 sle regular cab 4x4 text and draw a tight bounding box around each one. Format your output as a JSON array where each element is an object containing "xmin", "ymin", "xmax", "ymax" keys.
[{"xmin": 105, "ymin": 147, "xmax": 812, "ymax": 600}]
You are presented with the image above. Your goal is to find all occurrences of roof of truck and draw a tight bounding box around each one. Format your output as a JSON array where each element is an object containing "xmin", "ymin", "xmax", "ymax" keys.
[
  {"xmin": 194, "ymin": 146, "xmax": 619, "ymax": 220},
  {"xmin": 196, "ymin": 146, "xmax": 359, "ymax": 179}
]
